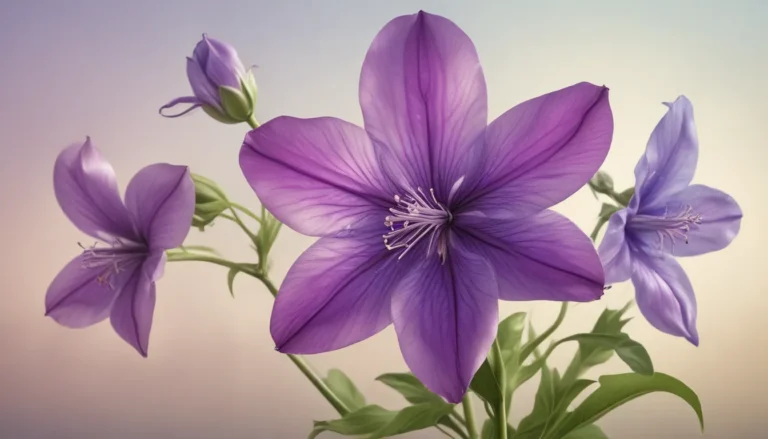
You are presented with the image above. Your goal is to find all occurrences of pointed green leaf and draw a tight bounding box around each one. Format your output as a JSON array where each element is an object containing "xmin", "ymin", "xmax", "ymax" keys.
[
  {"xmin": 324, "ymin": 369, "xmax": 366, "ymax": 411},
  {"xmin": 469, "ymin": 360, "xmax": 501, "ymax": 409},
  {"xmin": 563, "ymin": 424, "xmax": 608, "ymax": 439},
  {"xmin": 366, "ymin": 403, "xmax": 455, "ymax": 439},
  {"xmin": 227, "ymin": 268, "xmax": 239, "ymax": 297},
  {"xmin": 517, "ymin": 365, "xmax": 556, "ymax": 434},
  {"xmin": 557, "ymin": 333, "xmax": 653, "ymax": 376},
  {"xmin": 376, "ymin": 373, "xmax": 442, "ymax": 405},
  {"xmin": 497, "ymin": 312, "xmax": 527, "ymax": 363},
  {"xmin": 309, "ymin": 405, "xmax": 395, "ymax": 438},
  {"xmin": 545, "ymin": 373, "xmax": 703, "ymax": 439}
]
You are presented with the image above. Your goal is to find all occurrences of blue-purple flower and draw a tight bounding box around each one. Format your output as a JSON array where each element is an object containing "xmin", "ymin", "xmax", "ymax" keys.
[
  {"xmin": 240, "ymin": 11, "xmax": 613, "ymax": 402},
  {"xmin": 598, "ymin": 96, "xmax": 742, "ymax": 345},
  {"xmin": 46, "ymin": 138, "xmax": 195, "ymax": 356},
  {"xmin": 160, "ymin": 34, "xmax": 257, "ymax": 124}
]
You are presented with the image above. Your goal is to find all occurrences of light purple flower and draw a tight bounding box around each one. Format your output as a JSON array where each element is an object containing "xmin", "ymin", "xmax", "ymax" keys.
[
  {"xmin": 160, "ymin": 34, "xmax": 257, "ymax": 124},
  {"xmin": 599, "ymin": 96, "xmax": 742, "ymax": 345},
  {"xmin": 239, "ymin": 11, "xmax": 613, "ymax": 402},
  {"xmin": 46, "ymin": 138, "xmax": 194, "ymax": 356}
]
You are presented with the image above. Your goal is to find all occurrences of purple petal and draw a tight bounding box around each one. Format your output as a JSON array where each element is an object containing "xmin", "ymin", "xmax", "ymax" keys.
[
  {"xmin": 45, "ymin": 254, "xmax": 134, "ymax": 328},
  {"xmin": 200, "ymin": 34, "xmax": 245, "ymax": 89},
  {"xmin": 461, "ymin": 83, "xmax": 613, "ymax": 219},
  {"xmin": 158, "ymin": 96, "xmax": 201, "ymax": 118},
  {"xmin": 240, "ymin": 116, "xmax": 396, "ymax": 237},
  {"xmin": 109, "ymin": 255, "xmax": 160, "ymax": 357},
  {"xmin": 270, "ymin": 235, "xmax": 407, "ymax": 353},
  {"xmin": 664, "ymin": 184, "xmax": 742, "ymax": 257},
  {"xmin": 186, "ymin": 57, "xmax": 221, "ymax": 109},
  {"xmin": 124, "ymin": 164, "xmax": 195, "ymax": 250},
  {"xmin": 631, "ymin": 252, "xmax": 699, "ymax": 345},
  {"xmin": 598, "ymin": 209, "xmax": 633, "ymax": 284},
  {"xmin": 456, "ymin": 209, "xmax": 605, "ymax": 302},
  {"xmin": 358, "ymin": 11, "xmax": 488, "ymax": 196},
  {"xmin": 391, "ymin": 246, "xmax": 498, "ymax": 403},
  {"xmin": 53, "ymin": 138, "xmax": 138, "ymax": 242},
  {"xmin": 634, "ymin": 96, "xmax": 698, "ymax": 210}
]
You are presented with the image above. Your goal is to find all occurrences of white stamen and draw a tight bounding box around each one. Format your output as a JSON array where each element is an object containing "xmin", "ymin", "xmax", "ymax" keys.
[
  {"xmin": 383, "ymin": 187, "xmax": 452, "ymax": 262},
  {"xmin": 629, "ymin": 204, "xmax": 702, "ymax": 251}
]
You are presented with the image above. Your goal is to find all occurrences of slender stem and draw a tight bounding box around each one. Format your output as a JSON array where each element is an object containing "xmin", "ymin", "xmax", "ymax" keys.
[
  {"xmin": 287, "ymin": 354, "xmax": 350, "ymax": 416},
  {"xmin": 230, "ymin": 202, "xmax": 262, "ymax": 223},
  {"xmin": 461, "ymin": 394, "xmax": 479, "ymax": 439},
  {"xmin": 228, "ymin": 206, "xmax": 259, "ymax": 242},
  {"xmin": 491, "ymin": 340, "xmax": 507, "ymax": 439},
  {"xmin": 247, "ymin": 115, "xmax": 260, "ymax": 129},
  {"xmin": 166, "ymin": 252, "xmax": 258, "ymax": 276}
]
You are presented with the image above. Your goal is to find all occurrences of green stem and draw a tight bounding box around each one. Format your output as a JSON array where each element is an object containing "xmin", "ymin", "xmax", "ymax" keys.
[
  {"xmin": 247, "ymin": 115, "xmax": 260, "ymax": 129},
  {"xmin": 462, "ymin": 394, "xmax": 479, "ymax": 439},
  {"xmin": 230, "ymin": 202, "xmax": 262, "ymax": 223},
  {"xmin": 287, "ymin": 354, "xmax": 350, "ymax": 416},
  {"xmin": 166, "ymin": 252, "xmax": 258, "ymax": 276},
  {"xmin": 491, "ymin": 340, "xmax": 507, "ymax": 439}
]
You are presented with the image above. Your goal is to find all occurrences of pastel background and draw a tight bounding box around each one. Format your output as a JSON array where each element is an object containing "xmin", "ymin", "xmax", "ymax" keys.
[{"xmin": 1, "ymin": 0, "xmax": 765, "ymax": 438}]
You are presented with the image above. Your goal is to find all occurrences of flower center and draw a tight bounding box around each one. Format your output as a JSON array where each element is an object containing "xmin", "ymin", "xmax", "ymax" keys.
[
  {"xmin": 628, "ymin": 204, "xmax": 702, "ymax": 248},
  {"xmin": 78, "ymin": 240, "xmax": 147, "ymax": 289},
  {"xmin": 383, "ymin": 187, "xmax": 451, "ymax": 262}
]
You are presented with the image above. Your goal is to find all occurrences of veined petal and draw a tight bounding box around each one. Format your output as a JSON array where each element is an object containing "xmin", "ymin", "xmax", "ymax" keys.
[
  {"xmin": 186, "ymin": 57, "xmax": 221, "ymax": 109},
  {"xmin": 109, "ymin": 256, "xmax": 159, "ymax": 357},
  {"xmin": 45, "ymin": 254, "xmax": 134, "ymax": 328},
  {"xmin": 634, "ymin": 96, "xmax": 698, "ymax": 210},
  {"xmin": 456, "ymin": 209, "xmax": 605, "ymax": 302},
  {"xmin": 240, "ymin": 116, "xmax": 395, "ymax": 237},
  {"xmin": 460, "ymin": 83, "xmax": 613, "ymax": 219},
  {"xmin": 53, "ymin": 139, "xmax": 138, "ymax": 242},
  {"xmin": 665, "ymin": 184, "xmax": 742, "ymax": 257},
  {"xmin": 391, "ymin": 246, "xmax": 498, "ymax": 403},
  {"xmin": 359, "ymin": 11, "xmax": 488, "ymax": 197},
  {"xmin": 271, "ymin": 234, "xmax": 407, "ymax": 353},
  {"xmin": 201, "ymin": 34, "xmax": 245, "ymax": 89},
  {"xmin": 124, "ymin": 164, "xmax": 195, "ymax": 250},
  {"xmin": 598, "ymin": 209, "xmax": 633, "ymax": 284},
  {"xmin": 631, "ymin": 252, "xmax": 699, "ymax": 345}
]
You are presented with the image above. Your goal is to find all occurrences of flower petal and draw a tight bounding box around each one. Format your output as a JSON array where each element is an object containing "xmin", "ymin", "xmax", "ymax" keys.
[
  {"xmin": 631, "ymin": 252, "xmax": 699, "ymax": 345},
  {"xmin": 665, "ymin": 184, "xmax": 742, "ymax": 257},
  {"xmin": 158, "ymin": 96, "xmax": 201, "ymax": 118},
  {"xmin": 456, "ymin": 209, "xmax": 605, "ymax": 302},
  {"xmin": 460, "ymin": 83, "xmax": 613, "ymax": 219},
  {"xmin": 109, "ymin": 256, "xmax": 160, "ymax": 357},
  {"xmin": 598, "ymin": 209, "xmax": 633, "ymax": 284},
  {"xmin": 53, "ymin": 138, "xmax": 138, "ymax": 242},
  {"xmin": 124, "ymin": 164, "xmax": 195, "ymax": 250},
  {"xmin": 634, "ymin": 96, "xmax": 698, "ymax": 210},
  {"xmin": 271, "ymin": 235, "xmax": 407, "ymax": 353},
  {"xmin": 45, "ymin": 254, "xmax": 133, "ymax": 328},
  {"xmin": 200, "ymin": 34, "xmax": 245, "ymax": 89},
  {"xmin": 240, "ymin": 116, "xmax": 396, "ymax": 237},
  {"xmin": 186, "ymin": 57, "xmax": 220, "ymax": 109},
  {"xmin": 358, "ymin": 11, "xmax": 488, "ymax": 196},
  {"xmin": 391, "ymin": 246, "xmax": 498, "ymax": 403}
]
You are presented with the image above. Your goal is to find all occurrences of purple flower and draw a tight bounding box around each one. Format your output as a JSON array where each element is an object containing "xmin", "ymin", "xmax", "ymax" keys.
[
  {"xmin": 160, "ymin": 34, "xmax": 257, "ymax": 124},
  {"xmin": 598, "ymin": 96, "xmax": 742, "ymax": 345},
  {"xmin": 46, "ymin": 138, "xmax": 195, "ymax": 356},
  {"xmin": 239, "ymin": 11, "xmax": 613, "ymax": 402}
]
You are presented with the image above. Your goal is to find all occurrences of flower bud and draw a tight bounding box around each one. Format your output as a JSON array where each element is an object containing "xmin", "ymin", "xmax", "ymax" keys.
[
  {"xmin": 160, "ymin": 34, "xmax": 258, "ymax": 125},
  {"xmin": 589, "ymin": 170, "xmax": 614, "ymax": 194},
  {"xmin": 191, "ymin": 173, "xmax": 229, "ymax": 231}
]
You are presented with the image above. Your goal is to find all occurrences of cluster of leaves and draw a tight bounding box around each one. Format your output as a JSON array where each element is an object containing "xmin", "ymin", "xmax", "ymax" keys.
[{"xmin": 309, "ymin": 302, "xmax": 703, "ymax": 439}]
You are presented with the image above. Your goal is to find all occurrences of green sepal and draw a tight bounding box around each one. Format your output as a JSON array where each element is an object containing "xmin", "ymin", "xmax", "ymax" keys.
[
  {"xmin": 242, "ymin": 71, "xmax": 258, "ymax": 110},
  {"xmin": 615, "ymin": 187, "xmax": 635, "ymax": 206},
  {"xmin": 219, "ymin": 85, "xmax": 252, "ymax": 121},
  {"xmin": 201, "ymin": 103, "xmax": 240, "ymax": 124}
]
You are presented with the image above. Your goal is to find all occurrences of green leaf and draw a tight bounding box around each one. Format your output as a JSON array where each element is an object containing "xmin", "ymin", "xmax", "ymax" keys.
[
  {"xmin": 563, "ymin": 424, "xmax": 608, "ymax": 439},
  {"xmin": 469, "ymin": 360, "xmax": 501, "ymax": 409},
  {"xmin": 227, "ymin": 267, "xmax": 239, "ymax": 297},
  {"xmin": 366, "ymin": 403, "xmax": 455, "ymax": 439},
  {"xmin": 309, "ymin": 405, "xmax": 395, "ymax": 438},
  {"xmin": 545, "ymin": 373, "xmax": 703, "ymax": 439},
  {"xmin": 376, "ymin": 373, "xmax": 442, "ymax": 405},
  {"xmin": 519, "ymin": 303, "xmax": 568, "ymax": 364},
  {"xmin": 481, "ymin": 419, "xmax": 515, "ymax": 439},
  {"xmin": 557, "ymin": 333, "xmax": 653, "ymax": 376},
  {"xmin": 497, "ymin": 312, "xmax": 527, "ymax": 363},
  {"xmin": 517, "ymin": 365, "xmax": 556, "ymax": 434},
  {"xmin": 323, "ymin": 369, "xmax": 366, "ymax": 411}
]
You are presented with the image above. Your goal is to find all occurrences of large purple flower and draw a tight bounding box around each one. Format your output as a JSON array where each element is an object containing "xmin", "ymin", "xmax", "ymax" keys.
[
  {"xmin": 240, "ymin": 11, "xmax": 613, "ymax": 402},
  {"xmin": 46, "ymin": 138, "xmax": 195, "ymax": 356},
  {"xmin": 599, "ymin": 96, "xmax": 742, "ymax": 345}
]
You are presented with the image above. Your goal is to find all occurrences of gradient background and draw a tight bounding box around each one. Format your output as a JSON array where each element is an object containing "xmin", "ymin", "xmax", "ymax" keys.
[{"xmin": 1, "ymin": 0, "xmax": 766, "ymax": 438}]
